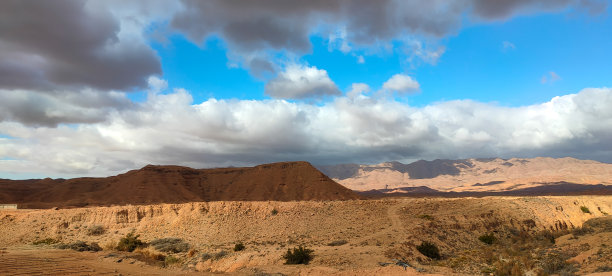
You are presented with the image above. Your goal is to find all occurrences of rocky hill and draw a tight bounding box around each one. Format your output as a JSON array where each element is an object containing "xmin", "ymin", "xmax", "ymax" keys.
[
  {"xmin": 0, "ymin": 161, "xmax": 358, "ymax": 208},
  {"xmin": 318, "ymin": 157, "xmax": 612, "ymax": 194}
]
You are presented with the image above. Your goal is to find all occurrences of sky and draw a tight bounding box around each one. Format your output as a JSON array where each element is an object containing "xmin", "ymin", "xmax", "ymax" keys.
[{"xmin": 1, "ymin": 0, "xmax": 612, "ymax": 179}]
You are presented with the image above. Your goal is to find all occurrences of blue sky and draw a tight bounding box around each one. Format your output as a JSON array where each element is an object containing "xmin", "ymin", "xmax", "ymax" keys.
[
  {"xmin": 148, "ymin": 5, "xmax": 611, "ymax": 107},
  {"xmin": 1, "ymin": 0, "xmax": 612, "ymax": 178}
]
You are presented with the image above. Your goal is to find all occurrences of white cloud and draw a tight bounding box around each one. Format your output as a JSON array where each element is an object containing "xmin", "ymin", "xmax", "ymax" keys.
[
  {"xmin": 383, "ymin": 74, "xmax": 420, "ymax": 94},
  {"xmin": 264, "ymin": 64, "xmax": 341, "ymax": 99},
  {"xmin": 2, "ymin": 85, "xmax": 612, "ymax": 178}
]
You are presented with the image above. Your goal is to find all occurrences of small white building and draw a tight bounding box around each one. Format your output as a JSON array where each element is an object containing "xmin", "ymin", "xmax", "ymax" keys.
[{"xmin": 0, "ymin": 204, "xmax": 18, "ymax": 210}]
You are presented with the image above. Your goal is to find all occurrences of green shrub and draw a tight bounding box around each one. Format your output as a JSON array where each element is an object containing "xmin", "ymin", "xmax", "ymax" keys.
[
  {"xmin": 416, "ymin": 241, "xmax": 441, "ymax": 259},
  {"xmin": 87, "ymin": 225, "xmax": 105, "ymax": 236},
  {"xmin": 479, "ymin": 233, "xmax": 496, "ymax": 245},
  {"xmin": 271, "ymin": 209, "xmax": 278, "ymax": 215},
  {"xmin": 33, "ymin": 238, "xmax": 59, "ymax": 245},
  {"xmin": 116, "ymin": 231, "xmax": 144, "ymax": 252},
  {"xmin": 150, "ymin": 238, "xmax": 190, "ymax": 253},
  {"xmin": 283, "ymin": 246, "xmax": 314, "ymax": 264},
  {"xmin": 234, "ymin": 242, "xmax": 245, "ymax": 251},
  {"xmin": 580, "ymin": 206, "xmax": 591, "ymax": 214},
  {"xmin": 418, "ymin": 214, "xmax": 434, "ymax": 220}
]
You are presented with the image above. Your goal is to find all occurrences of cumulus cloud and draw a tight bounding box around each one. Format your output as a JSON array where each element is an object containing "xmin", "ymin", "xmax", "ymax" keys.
[
  {"xmin": 0, "ymin": 89, "xmax": 131, "ymax": 127},
  {"xmin": 2, "ymin": 85, "xmax": 612, "ymax": 178},
  {"xmin": 0, "ymin": 0, "xmax": 161, "ymax": 92},
  {"xmin": 383, "ymin": 74, "xmax": 420, "ymax": 94},
  {"xmin": 264, "ymin": 65, "xmax": 341, "ymax": 99},
  {"xmin": 168, "ymin": 0, "xmax": 605, "ymax": 74}
]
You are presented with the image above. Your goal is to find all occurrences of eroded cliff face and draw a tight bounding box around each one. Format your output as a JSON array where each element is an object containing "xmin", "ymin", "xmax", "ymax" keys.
[{"xmin": 1, "ymin": 197, "xmax": 609, "ymax": 253}]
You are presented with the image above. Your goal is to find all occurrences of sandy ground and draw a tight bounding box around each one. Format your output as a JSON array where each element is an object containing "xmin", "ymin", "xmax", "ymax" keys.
[{"xmin": 1, "ymin": 196, "xmax": 611, "ymax": 275}]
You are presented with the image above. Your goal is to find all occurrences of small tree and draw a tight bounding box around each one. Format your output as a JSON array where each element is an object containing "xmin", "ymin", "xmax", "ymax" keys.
[{"xmin": 283, "ymin": 246, "xmax": 314, "ymax": 264}]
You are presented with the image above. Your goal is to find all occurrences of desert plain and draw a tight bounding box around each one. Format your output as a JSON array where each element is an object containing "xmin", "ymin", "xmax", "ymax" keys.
[{"xmin": 1, "ymin": 160, "xmax": 611, "ymax": 275}]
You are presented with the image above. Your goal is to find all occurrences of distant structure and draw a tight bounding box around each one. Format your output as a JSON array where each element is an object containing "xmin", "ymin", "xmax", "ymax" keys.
[{"xmin": 0, "ymin": 204, "xmax": 18, "ymax": 210}]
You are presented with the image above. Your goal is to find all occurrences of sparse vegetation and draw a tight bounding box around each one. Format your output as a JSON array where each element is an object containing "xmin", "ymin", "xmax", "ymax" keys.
[
  {"xmin": 201, "ymin": 250, "xmax": 229, "ymax": 261},
  {"xmin": 539, "ymin": 252, "xmax": 577, "ymax": 275},
  {"xmin": 327, "ymin": 240, "xmax": 348, "ymax": 246},
  {"xmin": 271, "ymin": 208, "xmax": 278, "ymax": 215},
  {"xmin": 150, "ymin": 238, "xmax": 190, "ymax": 253},
  {"xmin": 116, "ymin": 231, "xmax": 144, "ymax": 252},
  {"xmin": 57, "ymin": 241, "xmax": 102, "ymax": 252},
  {"xmin": 418, "ymin": 214, "xmax": 434, "ymax": 220},
  {"xmin": 33, "ymin": 238, "xmax": 60, "ymax": 245},
  {"xmin": 234, "ymin": 242, "xmax": 245, "ymax": 251},
  {"xmin": 571, "ymin": 226, "xmax": 594, "ymax": 237},
  {"xmin": 283, "ymin": 246, "xmax": 314, "ymax": 264},
  {"xmin": 595, "ymin": 265, "xmax": 612, "ymax": 272},
  {"xmin": 416, "ymin": 241, "xmax": 441, "ymax": 260},
  {"xmin": 580, "ymin": 206, "xmax": 591, "ymax": 214},
  {"xmin": 478, "ymin": 233, "xmax": 496, "ymax": 245},
  {"xmin": 164, "ymin": 255, "xmax": 181, "ymax": 267},
  {"xmin": 87, "ymin": 225, "xmax": 105, "ymax": 236}
]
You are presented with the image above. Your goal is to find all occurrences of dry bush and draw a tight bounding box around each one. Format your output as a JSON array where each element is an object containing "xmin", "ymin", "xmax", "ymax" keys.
[
  {"xmin": 164, "ymin": 255, "xmax": 181, "ymax": 267},
  {"xmin": 327, "ymin": 240, "xmax": 348, "ymax": 246},
  {"xmin": 33, "ymin": 238, "xmax": 60, "ymax": 245},
  {"xmin": 201, "ymin": 250, "xmax": 228, "ymax": 261},
  {"xmin": 539, "ymin": 252, "xmax": 577, "ymax": 275},
  {"xmin": 87, "ymin": 225, "xmax": 105, "ymax": 236},
  {"xmin": 103, "ymin": 240, "xmax": 117, "ymax": 251},
  {"xmin": 57, "ymin": 241, "xmax": 102, "ymax": 252},
  {"xmin": 133, "ymin": 248, "xmax": 166, "ymax": 267},
  {"xmin": 571, "ymin": 226, "xmax": 594, "ymax": 237},
  {"xmin": 283, "ymin": 246, "xmax": 314, "ymax": 265},
  {"xmin": 150, "ymin": 238, "xmax": 190, "ymax": 253}
]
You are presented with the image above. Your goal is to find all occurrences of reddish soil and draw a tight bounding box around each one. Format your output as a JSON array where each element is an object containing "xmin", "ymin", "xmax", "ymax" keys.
[{"xmin": 0, "ymin": 161, "xmax": 358, "ymax": 209}]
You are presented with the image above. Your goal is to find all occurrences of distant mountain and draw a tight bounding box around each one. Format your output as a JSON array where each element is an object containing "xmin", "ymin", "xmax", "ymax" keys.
[
  {"xmin": 0, "ymin": 161, "xmax": 359, "ymax": 209},
  {"xmin": 318, "ymin": 157, "xmax": 612, "ymax": 193}
]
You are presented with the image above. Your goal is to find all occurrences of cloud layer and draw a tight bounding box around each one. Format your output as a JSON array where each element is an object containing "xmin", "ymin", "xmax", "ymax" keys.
[
  {"xmin": 265, "ymin": 65, "xmax": 340, "ymax": 99},
  {"xmin": 2, "ymin": 86, "xmax": 611, "ymax": 178}
]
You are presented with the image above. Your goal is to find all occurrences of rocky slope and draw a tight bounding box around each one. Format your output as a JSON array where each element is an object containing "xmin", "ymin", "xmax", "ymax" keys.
[
  {"xmin": 0, "ymin": 161, "xmax": 358, "ymax": 208},
  {"xmin": 318, "ymin": 157, "xmax": 612, "ymax": 193}
]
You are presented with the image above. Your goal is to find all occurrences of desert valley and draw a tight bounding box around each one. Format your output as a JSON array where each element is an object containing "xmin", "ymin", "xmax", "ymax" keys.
[
  {"xmin": 1, "ymin": 158, "xmax": 611, "ymax": 275},
  {"xmin": 2, "ymin": 1, "xmax": 612, "ymax": 275}
]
